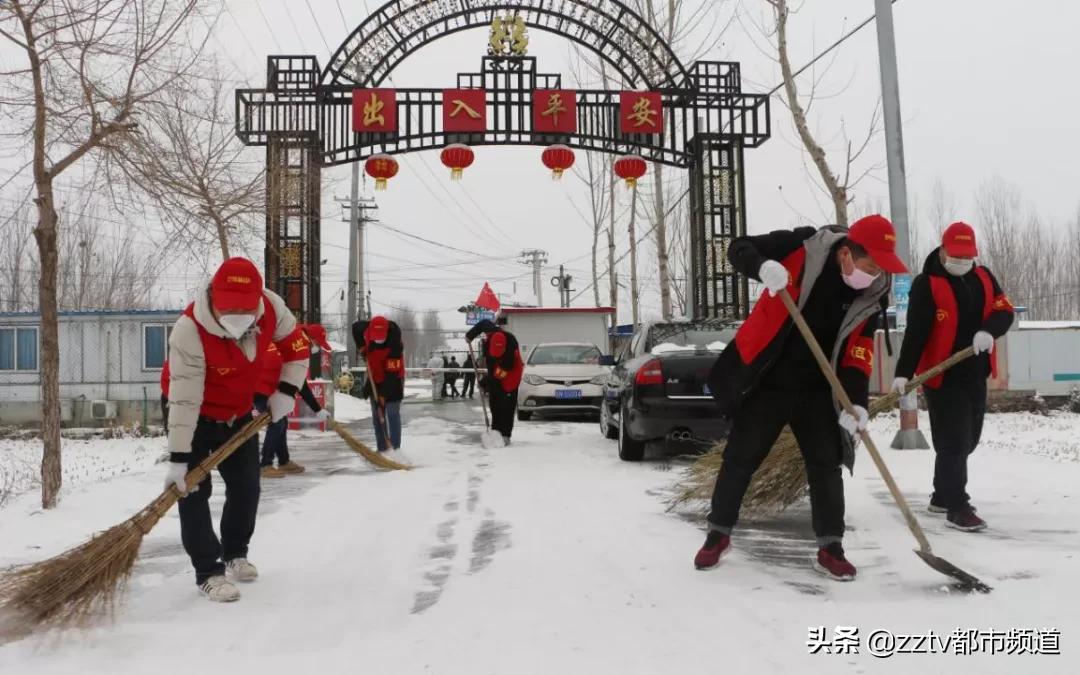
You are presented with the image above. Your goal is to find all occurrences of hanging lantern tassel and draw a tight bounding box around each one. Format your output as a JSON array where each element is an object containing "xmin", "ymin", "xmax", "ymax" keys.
[
  {"xmin": 440, "ymin": 143, "xmax": 475, "ymax": 181},
  {"xmin": 365, "ymin": 154, "xmax": 399, "ymax": 191},
  {"xmin": 542, "ymin": 145, "xmax": 575, "ymax": 181},
  {"xmin": 614, "ymin": 154, "xmax": 647, "ymax": 189}
]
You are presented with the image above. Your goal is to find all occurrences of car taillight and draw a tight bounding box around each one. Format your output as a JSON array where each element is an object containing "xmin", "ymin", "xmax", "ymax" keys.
[{"xmin": 635, "ymin": 358, "xmax": 663, "ymax": 386}]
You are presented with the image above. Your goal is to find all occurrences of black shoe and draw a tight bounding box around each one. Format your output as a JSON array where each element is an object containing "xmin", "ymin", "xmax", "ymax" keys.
[{"xmin": 946, "ymin": 507, "xmax": 987, "ymax": 532}]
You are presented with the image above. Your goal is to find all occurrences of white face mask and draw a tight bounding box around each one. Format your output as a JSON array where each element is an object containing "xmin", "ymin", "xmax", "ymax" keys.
[
  {"xmin": 944, "ymin": 257, "xmax": 975, "ymax": 277},
  {"xmin": 219, "ymin": 314, "xmax": 256, "ymax": 339},
  {"xmin": 842, "ymin": 266, "xmax": 880, "ymax": 291}
]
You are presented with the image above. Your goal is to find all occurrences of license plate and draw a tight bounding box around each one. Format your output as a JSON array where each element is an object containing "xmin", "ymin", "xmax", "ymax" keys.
[{"xmin": 555, "ymin": 389, "xmax": 583, "ymax": 400}]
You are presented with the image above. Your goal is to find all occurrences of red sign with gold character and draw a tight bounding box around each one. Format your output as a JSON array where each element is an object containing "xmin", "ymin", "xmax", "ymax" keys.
[
  {"xmin": 352, "ymin": 89, "xmax": 397, "ymax": 133},
  {"xmin": 533, "ymin": 90, "xmax": 577, "ymax": 134},
  {"xmin": 443, "ymin": 89, "xmax": 487, "ymax": 133},
  {"xmin": 620, "ymin": 91, "xmax": 663, "ymax": 135}
]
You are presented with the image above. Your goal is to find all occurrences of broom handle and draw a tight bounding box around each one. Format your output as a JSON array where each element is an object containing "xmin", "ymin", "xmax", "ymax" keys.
[
  {"xmin": 467, "ymin": 341, "xmax": 493, "ymax": 430},
  {"xmin": 778, "ymin": 290, "xmax": 933, "ymax": 554},
  {"xmin": 140, "ymin": 413, "xmax": 271, "ymax": 526},
  {"xmin": 868, "ymin": 347, "xmax": 976, "ymax": 418}
]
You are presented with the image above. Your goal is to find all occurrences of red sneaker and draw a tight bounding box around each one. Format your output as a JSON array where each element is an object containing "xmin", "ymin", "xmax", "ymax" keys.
[
  {"xmin": 814, "ymin": 542, "xmax": 857, "ymax": 581},
  {"xmin": 694, "ymin": 531, "xmax": 731, "ymax": 570}
]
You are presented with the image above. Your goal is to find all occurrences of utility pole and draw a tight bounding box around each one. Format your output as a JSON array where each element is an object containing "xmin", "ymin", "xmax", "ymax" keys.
[
  {"xmin": 550, "ymin": 265, "xmax": 574, "ymax": 307},
  {"xmin": 875, "ymin": 0, "xmax": 927, "ymax": 451},
  {"xmin": 334, "ymin": 165, "xmax": 377, "ymax": 358},
  {"xmin": 519, "ymin": 248, "xmax": 548, "ymax": 307}
]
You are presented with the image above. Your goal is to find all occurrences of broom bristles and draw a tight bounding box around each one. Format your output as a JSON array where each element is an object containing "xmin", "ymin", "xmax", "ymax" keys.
[
  {"xmin": 669, "ymin": 347, "xmax": 977, "ymax": 518},
  {"xmin": 0, "ymin": 415, "xmax": 269, "ymax": 637},
  {"xmin": 330, "ymin": 420, "xmax": 412, "ymax": 471}
]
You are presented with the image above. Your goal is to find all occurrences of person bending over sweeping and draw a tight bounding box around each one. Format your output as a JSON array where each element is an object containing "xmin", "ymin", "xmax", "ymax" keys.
[
  {"xmin": 466, "ymin": 319, "xmax": 524, "ymax": 446},
  {"xmin": 698, "ymin": 216, "xmax": 908, "ymax": 581},
  {"xmin": 254, "ymin": 323, "xmax": 334, "ymax": 478},
  {"xmin": 892, "ymin": 222, "xmax": 1014, "ymax": 533},
  {"xmin": 363, "ymin": 315, "xmax": 406, "ymax": 460},
  {"xmin": 164, "ymin": 257, "xmax": 311, "ymax": 602}
]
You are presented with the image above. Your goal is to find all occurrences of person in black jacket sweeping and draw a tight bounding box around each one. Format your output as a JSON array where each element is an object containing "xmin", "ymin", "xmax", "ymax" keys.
[
  {"xmin": 696, "ymin": 215, "xmax": 908, "ymax": 582},
  {"xmin": 466, "ymin": 319, "xmax": 524, "ymax": 446},
  {"xmin": 892, "ymin": 222, "xmax": 1014, "ymax": 533}
]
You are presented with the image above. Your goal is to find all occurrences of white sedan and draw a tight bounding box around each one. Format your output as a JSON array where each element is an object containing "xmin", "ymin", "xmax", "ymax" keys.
[{"xmin": 517, "ymin": 342, "xmax": 611, "ymax": 421}]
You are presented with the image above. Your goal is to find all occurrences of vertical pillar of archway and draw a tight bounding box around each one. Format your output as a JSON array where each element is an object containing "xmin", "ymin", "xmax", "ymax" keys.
[
  {"xmin": 688, "ymin": 138, "xmax": 749, "ymax": 320},
  {"xmin": 265, "ymin": 134, "xmax": 323, "ymax": 370}
]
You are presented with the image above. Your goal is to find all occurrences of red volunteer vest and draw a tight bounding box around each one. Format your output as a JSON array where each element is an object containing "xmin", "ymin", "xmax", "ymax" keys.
[
  {"xmin": 491, "ymin": 349, "xmax": 524, "ymax": 393},
  {"xmin": 255, "ymin": 342, "xmax": 284, "ymax": 398},
  {"xmin": 732, "ymin": 249, "xmax": 874, "ymax": 376},
  {"xmin": 160, "ymin": 360, "xmax": 170, "ymax": 397},
  {"xmin": 185, "ymin": 296, "xmax": 277, "ymax": 421},
  {"xmin": 917, "ymin": 267, "xmax": 1010, "ymax": 389}
]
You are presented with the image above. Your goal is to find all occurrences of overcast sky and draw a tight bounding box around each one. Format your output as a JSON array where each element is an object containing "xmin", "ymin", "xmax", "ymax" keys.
[{"xmin": 2, "ymin": 0, "xmax": 1077, "ymax": 336}]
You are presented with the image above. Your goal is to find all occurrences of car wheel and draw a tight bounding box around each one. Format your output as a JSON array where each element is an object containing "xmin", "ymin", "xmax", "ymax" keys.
[
  {"xmin": 599, "ymin": 401, "xmax": 618, "ymax": 440},
  {"xmin": 517, "ymin": 410, "xmax": 533, "ymax": 422},
  {"xmin": 618, "ymin": 401, "xmax": 646, "ymax": 462}
]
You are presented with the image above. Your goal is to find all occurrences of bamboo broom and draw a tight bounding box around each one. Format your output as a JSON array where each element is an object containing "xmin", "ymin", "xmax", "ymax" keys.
[
  {"xmin": 329, "ymin": 420, "xmax": 412, "ymax": 471},
  {"xmin": 0, "ymin": 414, "xmax": 270, "ymax": 638},
  {"xmin": 668, "ymin": 347, "xmax": 976, "ymax": 515}
]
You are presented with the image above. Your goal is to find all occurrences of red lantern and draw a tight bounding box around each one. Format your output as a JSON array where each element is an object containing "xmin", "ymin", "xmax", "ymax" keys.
[
  {"xmin": 541, "ymin": 145, "xmax": 575, "ymax": 180},
  {"xmin": 365, "ymin": 154, "xmax": 399, "ymax": 191},
  {"xmin": 614, "ymin": 154, "xmax": 647, "ymax": 188},
  {"xmin": 440, "ymin": 143, "xmax": 475, "ymax": 180}
]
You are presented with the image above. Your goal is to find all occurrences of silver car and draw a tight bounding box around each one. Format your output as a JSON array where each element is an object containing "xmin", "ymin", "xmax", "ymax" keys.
[{"xmin": 517, "ymin": 342, "xmax": 611, "ymax": 421}]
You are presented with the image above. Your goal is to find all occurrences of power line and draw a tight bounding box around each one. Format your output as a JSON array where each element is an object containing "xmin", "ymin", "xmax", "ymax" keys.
[
  {"xmin": 253, "ymin": 2, "xmax": 284, "ymax": 52},
  {"xmin": 304, "ymin": 0, "xmax": 333, "ymax": 54}
]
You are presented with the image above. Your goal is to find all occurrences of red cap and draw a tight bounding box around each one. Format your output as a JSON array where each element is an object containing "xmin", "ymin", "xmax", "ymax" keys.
[
  {"xmin": 488, "ymin": 332, "xmax": 507, "ymax": 358},
  {"xmin": 366, "ymin": 316, "xmax": 389, "ymax": 343},
  {"xmin": 303, "ymin": 324, "xmax": 332, "ymax": 352},
  {"xmin": 210, "ymin": 258, "xmax": 263, "ymax": 312},
  {"xmin": 942, "ymin": 222, "xmax": 978, "ymax": 258},
  {"xmin": 847, "ymin": 215, "xmax": 908, "ymax": 274}
]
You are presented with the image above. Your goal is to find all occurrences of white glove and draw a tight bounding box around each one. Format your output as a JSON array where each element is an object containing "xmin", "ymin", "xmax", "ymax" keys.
[
  {"xmin": 316, "ymin": 409, "xmax": 332, "ymax": 421},
  {"xmin": 268, "ymin": 391, "xmax": 294, "ymax": 422},
  {"xmin": 973, "ymin": 331, "xmax": 995, "ymax": 355},
  {"xmin": 891, "ymin": 377, "xmax": 909, "ymax": 396},
  {"xmin": 164, "ymin": 462, "xmax": 193, "ymax": 496},
  {"xmin": 758, "ymin": 260, "xmax": 789, "ymax": 297},
  {"xmin": 839, "ymin": 405, "xmax": 869, "ymax": 439}
]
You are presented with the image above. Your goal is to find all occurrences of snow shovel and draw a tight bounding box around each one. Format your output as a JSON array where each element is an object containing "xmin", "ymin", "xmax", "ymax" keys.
[
  {"xmin": 778, "ymin": 289, "xmax": 991, "ymax": 593},
  {"xmin": 467, "ymin": 341, "xmax": 504, "ymax": 448}
]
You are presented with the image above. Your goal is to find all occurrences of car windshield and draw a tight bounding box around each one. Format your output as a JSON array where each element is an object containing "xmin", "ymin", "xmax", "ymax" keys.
[
  {"xmin": 647, "ymin": 324, "xmax": 737, "ymax": 352},
  {"xmin": 528, "ymin": 344, "xmax": 602, "ymax": 365}
]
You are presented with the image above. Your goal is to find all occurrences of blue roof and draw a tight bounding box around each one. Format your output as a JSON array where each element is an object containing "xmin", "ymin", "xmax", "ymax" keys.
[{"xmin": 0, "ymin": 309, "xmax": 182, "ymax": 319}]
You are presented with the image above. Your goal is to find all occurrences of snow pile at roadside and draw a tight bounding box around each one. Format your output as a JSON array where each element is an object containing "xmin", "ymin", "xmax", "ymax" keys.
[
  {"xmin": 332, "ymin": 393, "xmax": 371, "ymax": 423},
  {"xmin": 0, "ymin": 435, "xmax": 165, "ymax": 507}
]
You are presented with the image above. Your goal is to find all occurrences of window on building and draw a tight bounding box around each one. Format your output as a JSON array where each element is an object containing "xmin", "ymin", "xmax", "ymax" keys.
[
  {"xmin": 143, "ymin": 324, "xmax": 173, "ymax": 370},
  {"xmin": 0, "ymin": 326, "xmax": 39, "ymax": 371}
]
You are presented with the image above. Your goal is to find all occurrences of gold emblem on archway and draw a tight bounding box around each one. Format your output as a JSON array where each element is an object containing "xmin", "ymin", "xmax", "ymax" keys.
[{"xmin": 489, "ymin": 14, "xmax": 528, "ymax": 56}]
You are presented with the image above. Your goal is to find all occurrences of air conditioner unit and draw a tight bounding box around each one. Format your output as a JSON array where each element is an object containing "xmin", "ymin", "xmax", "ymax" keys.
[{"xmin": 91, "ymin": 400, "xmax": 117, "ymax": 420}]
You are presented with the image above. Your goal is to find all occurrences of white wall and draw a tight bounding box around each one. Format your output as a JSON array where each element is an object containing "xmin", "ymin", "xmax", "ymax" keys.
[
  {"xmin": 1005, "ymin": 327, "xmax": 1080, "ymax": 395},
  {"xmin": 506, "ymin": 313, "xmax": 611, "ymax": 358}
]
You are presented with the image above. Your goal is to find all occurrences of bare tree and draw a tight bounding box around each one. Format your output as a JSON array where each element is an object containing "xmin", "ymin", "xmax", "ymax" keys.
[
  {"xmin": 627, "ymin": 185, "xmax": 642, "ymax": 326},
  {"xmin": 0, "ymin": 0, "xmax": 207, "ymax": 508},
  {"xmin": 755, "ymin": 0, "xmax": 883, "ymax": 226},
  {"xmin": 113, "ymin": 64, "xmax": 264, "ymax": 261}
]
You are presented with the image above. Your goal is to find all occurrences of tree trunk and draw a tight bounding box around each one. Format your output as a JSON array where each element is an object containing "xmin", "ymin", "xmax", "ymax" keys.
[
  {"xmin": 628, "ymin": 184, "xmax": 641, "ymax": 327},
  {"xmin": 34, "ymin": 181, "xmax": 62, "ymax": 509},
  {"xmin": 214, "ymin": 215, "xmax": 231, "ymax": 260},
  {"xmin": 774, "ymin": 0, "xmax": 848, "ymax": 226},
  {"xmin": 607, "ymin": 163, "xmax": 618, "ymax": 314},
  {"xmin": 653, "ymin": 163, "xmax": 673, "ymax": 319},
  {"xmin": 591, "ymin": 220, "xmax": 601, "ymax": 308}
]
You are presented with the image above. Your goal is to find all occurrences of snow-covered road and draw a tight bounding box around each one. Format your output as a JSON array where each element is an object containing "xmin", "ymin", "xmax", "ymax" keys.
[{"xmin": 2, "ymin": 399, "xmax": 1078, "ymax": 673}]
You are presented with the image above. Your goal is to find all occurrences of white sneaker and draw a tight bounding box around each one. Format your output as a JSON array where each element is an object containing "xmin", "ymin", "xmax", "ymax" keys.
[
  {"xmin": 226, "ymin": 558, "xmax": 258, "ymax": 583},
  {"xmin": 200, "ymin": 575, "xmax": 240, "ymax": 602},
  {"xmin": 386, "ymin": 449, "xmax": 411, "ymax": 465}
]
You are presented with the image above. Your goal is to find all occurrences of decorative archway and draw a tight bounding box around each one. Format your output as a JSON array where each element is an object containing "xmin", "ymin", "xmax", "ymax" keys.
[{"xmin": 235, "ymin": 0, "xmax": 771, "ymax": 325}]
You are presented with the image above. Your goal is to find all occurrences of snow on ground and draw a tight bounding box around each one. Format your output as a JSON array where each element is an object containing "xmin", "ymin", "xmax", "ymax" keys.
[
  {"xmin": 1, "ymin": 406, "xmax": 1078, "ymax": 674},
  {"xmin": 0, "ymin": 435, "xmax": 165, "ymax": 508}
]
